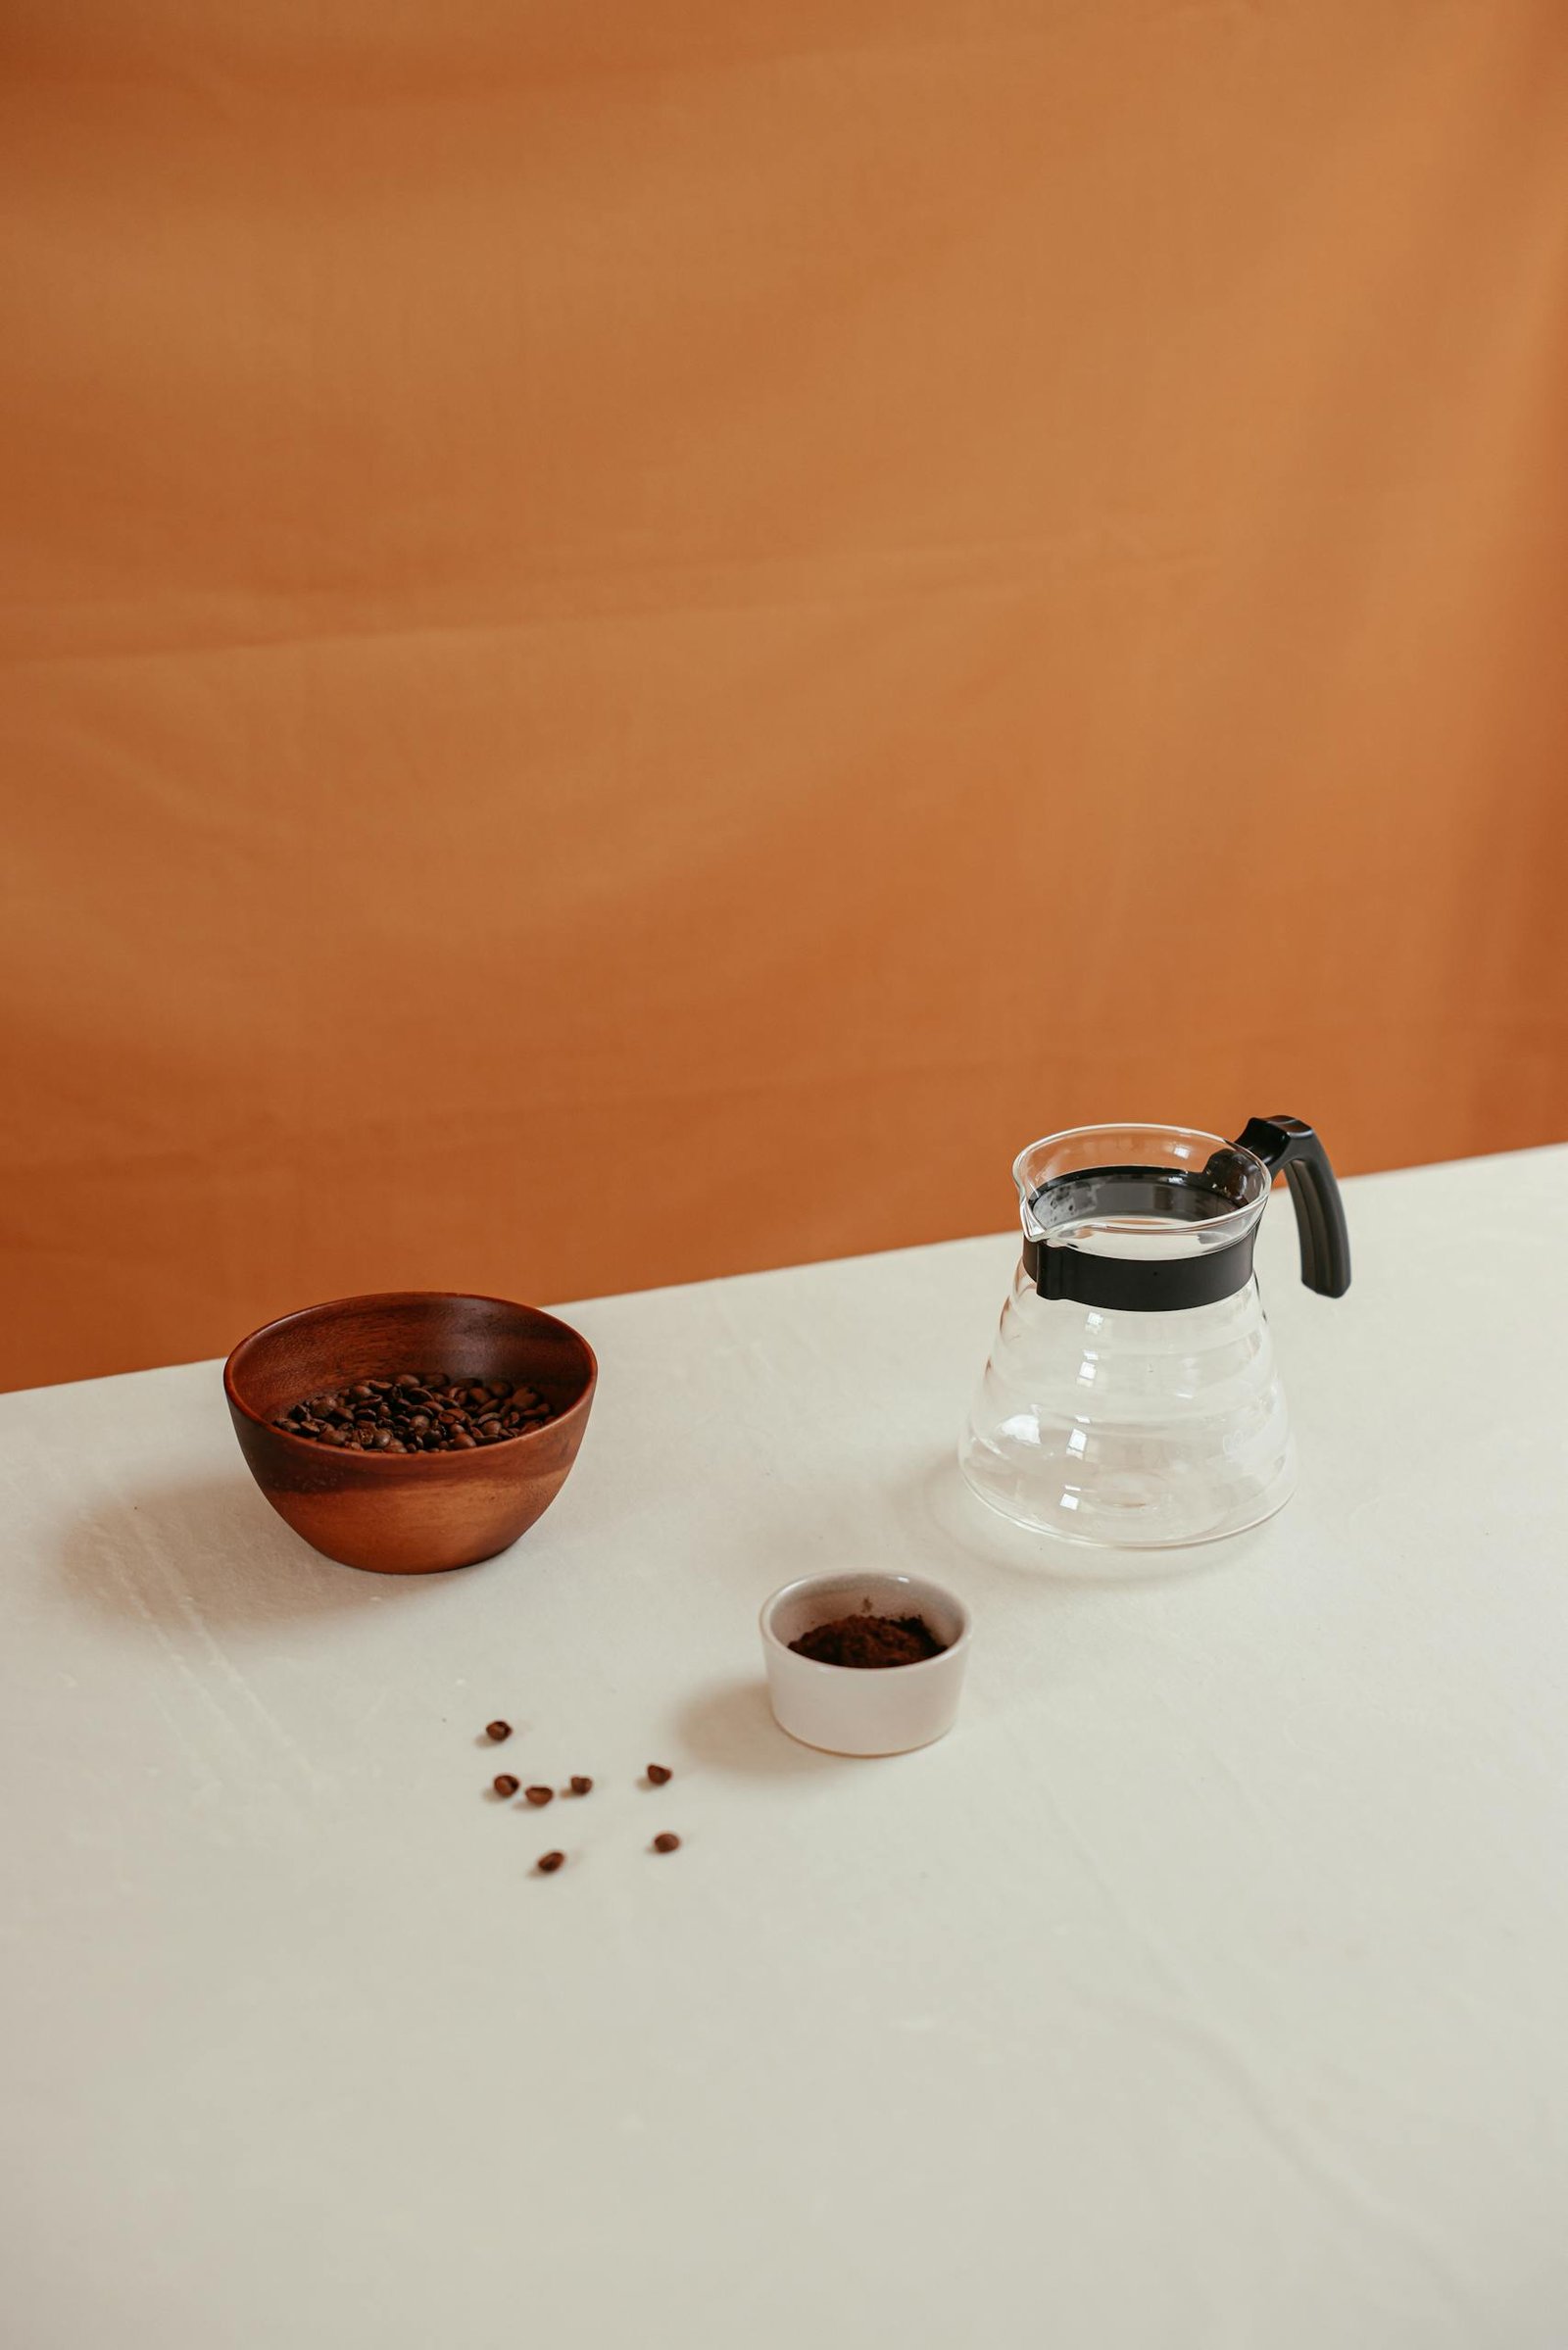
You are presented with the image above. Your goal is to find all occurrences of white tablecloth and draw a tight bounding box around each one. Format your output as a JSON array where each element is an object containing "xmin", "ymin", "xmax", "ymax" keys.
[{"xmin": 3, "ymin": 1147, "xmax": 1566, "ymax": 2348}]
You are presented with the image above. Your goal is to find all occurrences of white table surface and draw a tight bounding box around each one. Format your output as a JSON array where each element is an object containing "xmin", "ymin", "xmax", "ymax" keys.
[{"xmin": 3, "ymin": 1147, "xmax": 1566, "ymax": 2350}]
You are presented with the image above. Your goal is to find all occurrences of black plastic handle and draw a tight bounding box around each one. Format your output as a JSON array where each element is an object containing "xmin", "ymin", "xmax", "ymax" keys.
[{"xmin": 1234, "ymin": 1115, "xmax": 1351, "ymax": 1298}]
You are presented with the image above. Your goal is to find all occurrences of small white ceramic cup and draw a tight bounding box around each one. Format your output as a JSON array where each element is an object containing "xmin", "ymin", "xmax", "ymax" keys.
[{"xmin": 759, "ymin": 1571, "xmax": 972, "ymax": 1756}]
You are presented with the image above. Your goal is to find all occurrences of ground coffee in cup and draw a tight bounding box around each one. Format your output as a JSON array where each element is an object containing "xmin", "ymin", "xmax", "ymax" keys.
[{"xmin": 788, "ymin": 1613, "xmax": 946, "ymax": 1669}]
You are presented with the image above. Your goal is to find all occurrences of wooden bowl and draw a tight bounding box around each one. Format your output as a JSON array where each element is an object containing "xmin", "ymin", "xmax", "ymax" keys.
[{"xmin": 224, "ymin": 1292, "xmax": 597, "ymax": 1574}]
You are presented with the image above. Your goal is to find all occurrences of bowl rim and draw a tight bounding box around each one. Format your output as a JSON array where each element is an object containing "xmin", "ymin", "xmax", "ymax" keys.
[
  {"xmin": 759, "ymin": 1571, "xmax": 972, "ymax": 1677},
  {"xmin": 223, "ymin": 1289, "xmax": 598, "ymax": 1464}
]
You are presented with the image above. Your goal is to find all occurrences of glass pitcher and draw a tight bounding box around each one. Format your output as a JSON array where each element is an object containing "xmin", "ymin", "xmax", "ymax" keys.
[{"xmin": 959, "ymin": 1117, "xmax": 1350, "ymax": 1548}]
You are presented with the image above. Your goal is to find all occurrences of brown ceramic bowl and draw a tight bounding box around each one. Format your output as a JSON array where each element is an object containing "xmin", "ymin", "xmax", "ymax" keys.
[{"xmin": 224, "ymin": 1291, "xmax": 597, "ymax": 1574}]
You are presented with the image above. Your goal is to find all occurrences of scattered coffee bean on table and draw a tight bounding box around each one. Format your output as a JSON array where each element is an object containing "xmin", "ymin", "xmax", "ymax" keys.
[
  {"xmin": 653, "ymin": 1834, "xmax": 681, "ymax": 1854},
  {"xmin": 536, "ymin": 1851, "xmax": 565, "ymax": 1875},
  {"xmin": 272, "ymin": 1373, "xmax": 556, "ymax": 1453},
  {"xmin": 524, "ymin": 1786, "xmax": 554, "ymax": 1807},
  {"xmin": 493, "ymin": 1775, "xmax": 519, "ymax": 1798},
  {"xmin": 485, "ymin": 1720, "xmax": 513, "ymax": 1742},
  {"xmin": 568, "ymin": 1776, "xmax": 593, "ymax": 1796},
  {"xmin": 646, "ymin": 1764, "xmax": 672, "ymax": 1786},
  {"xmin": 789, "ymin": 1613, "xmax": 947, "ymax": 1669}
]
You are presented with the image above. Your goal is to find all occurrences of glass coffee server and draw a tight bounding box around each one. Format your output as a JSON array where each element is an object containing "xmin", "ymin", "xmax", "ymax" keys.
[{"xmin": 960, "ymin": 1117, "xmax": 1350, "ymax": 1547}]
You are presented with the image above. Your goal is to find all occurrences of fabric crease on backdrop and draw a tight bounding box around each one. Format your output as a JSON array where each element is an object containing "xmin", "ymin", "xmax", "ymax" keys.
[{"xmin": 2, "ymin": 0, "xmax": 1566, "ymax": 1389}]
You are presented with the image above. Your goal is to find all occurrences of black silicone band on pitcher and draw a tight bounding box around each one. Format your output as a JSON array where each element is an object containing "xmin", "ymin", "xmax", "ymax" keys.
[{"xmin": 1021, "ymin": 1225, "xmax": 1257, "ymax": 1313}]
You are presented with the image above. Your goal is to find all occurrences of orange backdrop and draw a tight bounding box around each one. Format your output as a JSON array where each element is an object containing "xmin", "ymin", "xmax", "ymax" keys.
[{"xmin": 4, "ymin": 1, "xmax": 1567, "ymax": 1392}]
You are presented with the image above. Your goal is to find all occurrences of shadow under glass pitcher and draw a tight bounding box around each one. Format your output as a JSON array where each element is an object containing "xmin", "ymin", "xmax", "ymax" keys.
[{"xmin": 959, "ymin": 1116, "xmax": 1350, "ymax": 1548}]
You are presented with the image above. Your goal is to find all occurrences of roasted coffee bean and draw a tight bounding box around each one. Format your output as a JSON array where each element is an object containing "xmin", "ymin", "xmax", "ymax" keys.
[
  {"xmin": 351, "ymin": 1384, "xmax": 375, "ymax": 1400},
  {"xmin": 452, "ymin": 1431, "xmax": 476, "ymax": 1448},
  {"xmin": 493, "ymin": 1774, "xmax": 520, "ymax": 1797},
  {"xmin": 485, "ymin": 1721, "xmax": 512, "ymax": 1742},
  {"xmin": 647, "ymin": 1764, "xmax": 672, "ymax": 1786},
  {"xmin": 568, "ymin": 1776, "xmax": 593, "ymax": 1796},
  {"xmin": 478, "ymin": 1419, "xmax": 501, "ymax": 1440},
  {"xmin": 524, "ymin": 1786, "xmax": 554, "ymax": 1806},
  {"xmin": 536, "ymin": 1850, "xmax": 565, "ymax": 1874},
  {"xmin": 653, "ymin": 1834, "xmax": 681, "ymax": 1854}
]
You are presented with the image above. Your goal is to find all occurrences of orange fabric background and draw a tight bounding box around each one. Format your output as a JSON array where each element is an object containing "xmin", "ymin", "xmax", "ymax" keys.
[{"xmin": 4, "ymin": 2, "xmax": 1567, "ymax": 1393}]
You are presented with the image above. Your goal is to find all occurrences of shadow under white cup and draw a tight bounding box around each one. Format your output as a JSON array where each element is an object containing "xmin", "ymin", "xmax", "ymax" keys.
[{"xmin": 759, "ymin": 1571, "xmax": 972, "ymax": 1757}]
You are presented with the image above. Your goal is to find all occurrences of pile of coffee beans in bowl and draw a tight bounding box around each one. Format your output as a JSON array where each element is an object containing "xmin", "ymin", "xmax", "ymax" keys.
[{"xmin": 274, "ymin": 1372, "xmax": 555, "ymax": 1453}]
